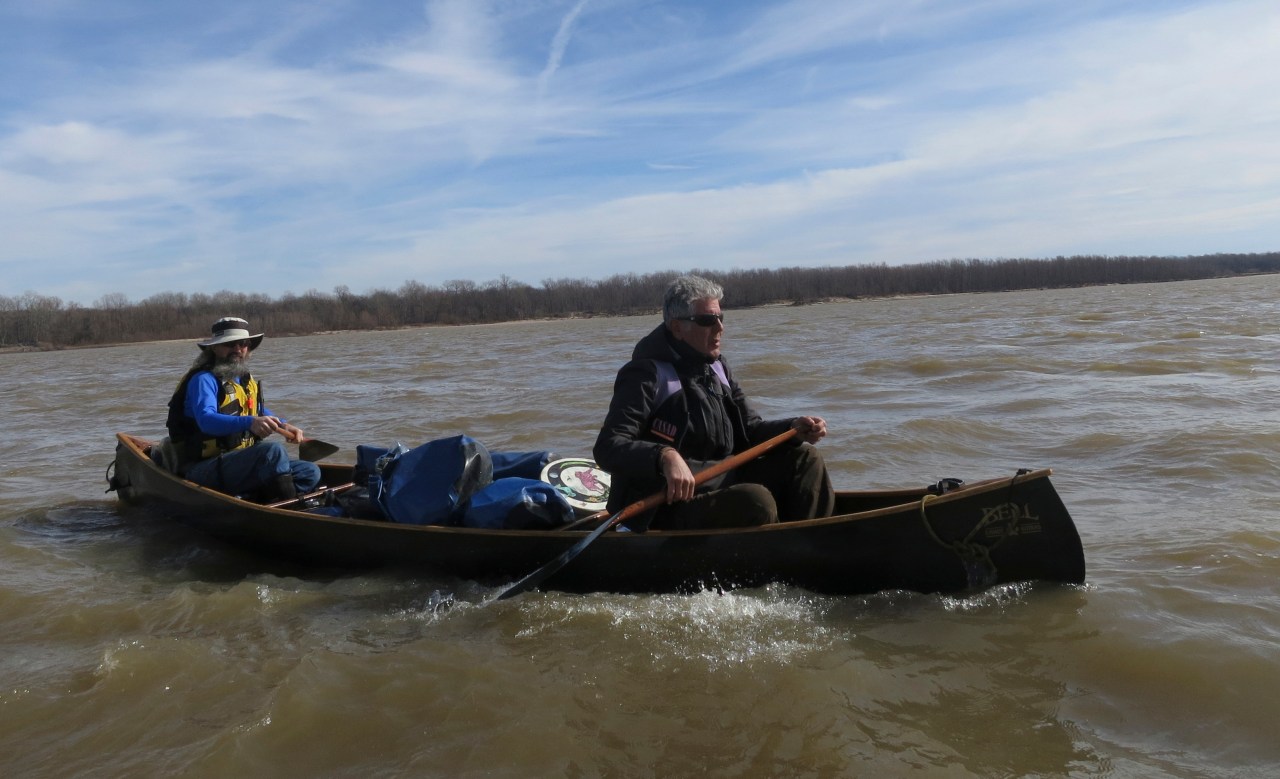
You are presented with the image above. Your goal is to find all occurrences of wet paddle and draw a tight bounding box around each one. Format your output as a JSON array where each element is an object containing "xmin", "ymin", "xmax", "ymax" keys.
[
  {"xmin": 493, "ymin": 428, "xmax": 799, "ymax": 601},
  {"xmin": 298, "ymin": 438, "xmax": 339, "ymax": 462}
]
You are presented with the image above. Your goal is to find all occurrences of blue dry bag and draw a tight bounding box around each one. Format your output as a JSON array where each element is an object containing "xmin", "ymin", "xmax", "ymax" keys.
[
  {"xmin": 375, "ymin": 435, "xmax": 493, "ymax": 525},
  {"xmin": 490, "ymin": 450, "xmax": 556, "ymax": 480},
  {"xmin": 461, "ymin": 478, "xmax": 575, "ymax": 530}
]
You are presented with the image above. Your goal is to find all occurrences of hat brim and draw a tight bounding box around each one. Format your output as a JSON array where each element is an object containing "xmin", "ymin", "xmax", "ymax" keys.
[{"xmin": 197, "ymin": 332, "xmax": 264, "ymax": 350}]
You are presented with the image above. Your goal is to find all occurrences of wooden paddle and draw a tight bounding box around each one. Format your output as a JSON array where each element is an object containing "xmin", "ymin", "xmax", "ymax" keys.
[
  {"xmin": 493, "ymin": 428, "xmax": 800, "ymax": 601},
  {"xmin": 275, "ymin": 422, "xmax": 339, "ymax": 462},
  {"xmin": 298, "ymin": 438, "xmax": 339, "ymax": 462}
]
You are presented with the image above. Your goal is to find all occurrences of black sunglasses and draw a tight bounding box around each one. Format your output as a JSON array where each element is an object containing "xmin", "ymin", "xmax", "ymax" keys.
[{"xmin": 676, "ymin": 313, "xmax": 724, "ymax": 327}]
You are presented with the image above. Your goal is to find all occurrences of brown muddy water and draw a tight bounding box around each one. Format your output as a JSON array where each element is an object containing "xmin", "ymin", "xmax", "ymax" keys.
[{"xmin": 2, "ymin": 275, "xmax": 1279, "ymax": 777}]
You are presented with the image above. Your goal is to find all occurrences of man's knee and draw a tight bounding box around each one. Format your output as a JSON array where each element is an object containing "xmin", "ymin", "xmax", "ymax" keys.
[
  {"xmin": 736, "ymin": 483, "xmax": 779, "ymax": 523},
  {"xmin": 790, "ymin": 442, "xmax": 826, "ymax": 472},
  {"xmin": 292, "ymin": 461, "xmax": 322, "ymax": 493},
  {"xmin": 713, "ymin": 483, "xmax": 778, "ymax": 527},
  {"xmin": 255, "ymin": 441, "xmax": 291, "ymax": 473}
]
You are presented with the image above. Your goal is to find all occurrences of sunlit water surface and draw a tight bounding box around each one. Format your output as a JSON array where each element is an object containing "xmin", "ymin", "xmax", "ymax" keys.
[{"xmin": 3, "ymin": 275, "xmax": 1280, "ymax": 777}]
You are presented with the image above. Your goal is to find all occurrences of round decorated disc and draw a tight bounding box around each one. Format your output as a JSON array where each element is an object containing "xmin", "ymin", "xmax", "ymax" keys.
[{"xmin": 541, "ymin": 458, "xmax": 611, "ymax": 515}]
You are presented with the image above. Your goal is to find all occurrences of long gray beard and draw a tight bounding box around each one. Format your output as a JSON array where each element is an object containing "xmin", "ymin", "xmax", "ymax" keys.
[{"xmin": 209, "ymin": 355, "xmax": 248, "ymax": 382}]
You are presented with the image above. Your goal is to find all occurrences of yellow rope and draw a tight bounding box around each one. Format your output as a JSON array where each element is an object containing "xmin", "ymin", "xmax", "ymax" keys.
[{"xmin": 918, "ymin": 471, "xmax": 1031, "ymax": 588}]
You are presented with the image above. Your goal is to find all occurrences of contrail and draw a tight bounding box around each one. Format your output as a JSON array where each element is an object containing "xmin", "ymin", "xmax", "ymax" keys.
[{"xmin": 538, "ymin": 0, "xmax": 591, "ymax": 97}]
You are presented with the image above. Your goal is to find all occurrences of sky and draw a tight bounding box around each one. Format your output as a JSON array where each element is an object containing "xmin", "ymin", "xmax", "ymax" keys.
[{"xmin": 2, "ymin": 0, "xmax": 1278, "ymax": 306}]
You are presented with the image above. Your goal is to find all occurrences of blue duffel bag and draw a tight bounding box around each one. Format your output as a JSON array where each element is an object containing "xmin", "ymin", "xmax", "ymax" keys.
[
  {"xmin": 374, "ymin": 435, "xmax": 493, "ymax": 525},
  {"xmin": 461, "ymin": 478, "xmax": 575, "ymax": 530},
  {"xmin": 490, "ymin": 450, "xmax": 556, "ymax": 480}
]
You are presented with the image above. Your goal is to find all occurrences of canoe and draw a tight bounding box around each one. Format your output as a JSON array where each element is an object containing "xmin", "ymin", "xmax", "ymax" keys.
[{"xmin": 108, "ymin": 433, "xmax": 1086, "ymax": 596}]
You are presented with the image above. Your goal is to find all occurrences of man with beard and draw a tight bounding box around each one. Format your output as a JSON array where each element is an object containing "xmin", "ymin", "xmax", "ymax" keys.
[
  {"xmin": 165, "ymin": 317, "xmax": 321, "ymax": 502},
  {"xmin": 593, "ymin": 275, "xmax": 835, "ymax": 531}
]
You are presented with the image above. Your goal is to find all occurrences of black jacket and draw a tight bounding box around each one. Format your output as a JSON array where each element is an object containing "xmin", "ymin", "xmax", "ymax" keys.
[{"xmin": 593, "ymin": 324, "xmax": 794, "ymax": 513}]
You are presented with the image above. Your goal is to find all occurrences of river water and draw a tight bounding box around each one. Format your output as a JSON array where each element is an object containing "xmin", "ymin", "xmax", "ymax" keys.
[{"xmin": 2, "ymin": 275, "xmax": 1278, "ymax": 777}]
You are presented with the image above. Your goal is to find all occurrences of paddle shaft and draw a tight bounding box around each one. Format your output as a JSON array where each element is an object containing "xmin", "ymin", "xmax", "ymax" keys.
[
  {"xmin": 494, "ymin": 428, "xmax": 800, "ymax": 601},
  {"xmin": 267, "ymin": 481, "xmax": 356, "ymax": 509}
]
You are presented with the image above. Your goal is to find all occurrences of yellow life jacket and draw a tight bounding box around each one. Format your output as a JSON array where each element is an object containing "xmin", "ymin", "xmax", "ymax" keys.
[
  {"xmin": 165, "ymin": 370, "xmax": 265, "ymax": 465},
  {"xmin": 196, "ymin": 375, "xmax": 263, "ymax": 459}
]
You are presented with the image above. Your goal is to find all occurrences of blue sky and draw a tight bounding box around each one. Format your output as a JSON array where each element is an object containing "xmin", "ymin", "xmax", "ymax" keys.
[{"xmin": 2, "ymin": 0, "xmax": 1277, "ymax": 306}]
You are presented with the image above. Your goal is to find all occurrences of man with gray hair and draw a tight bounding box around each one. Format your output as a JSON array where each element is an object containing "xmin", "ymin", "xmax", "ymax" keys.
[
  {"xmin": 164, "ymin": 316, "xmax": 321, "ymax": 502},
  {"xmin": 594, "ymin": 275, "xmax": 834, "ymax": 530}
]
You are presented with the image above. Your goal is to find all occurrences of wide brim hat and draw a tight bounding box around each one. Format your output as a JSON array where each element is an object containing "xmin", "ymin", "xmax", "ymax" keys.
[{"xmin": 197, "ymin": 317, "xmax": 264, "ymax": 350}]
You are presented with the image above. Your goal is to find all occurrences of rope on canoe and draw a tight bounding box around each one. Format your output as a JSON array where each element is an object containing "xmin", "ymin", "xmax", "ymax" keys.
[
  {"xmin": 105, "ymin": 457, "xmax": 122, "ymax": 494},
  {"xmin": 919, "ymin": 469, "xmax": 1030, "ymax": 589}
]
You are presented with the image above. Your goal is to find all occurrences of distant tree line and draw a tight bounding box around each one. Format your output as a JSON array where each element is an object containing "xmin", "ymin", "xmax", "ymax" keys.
[{"xmin": 3, "ymin": 252, "xmax": 1278, "ymax": 351}]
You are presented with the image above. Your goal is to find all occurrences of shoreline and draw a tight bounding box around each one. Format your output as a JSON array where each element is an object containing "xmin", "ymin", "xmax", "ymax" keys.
[{"xmin": 5, "ymin": 269, "xmax": 1270, "ymax": 354}]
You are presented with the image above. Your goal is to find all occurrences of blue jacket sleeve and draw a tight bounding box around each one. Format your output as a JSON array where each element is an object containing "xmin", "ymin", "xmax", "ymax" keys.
[{"xmin": 185, "ymin": 373, "xmax": 257, "ymax": 437}]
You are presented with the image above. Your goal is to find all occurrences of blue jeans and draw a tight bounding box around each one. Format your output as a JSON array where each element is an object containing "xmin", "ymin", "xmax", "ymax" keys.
[{"xmin": 184, "ymin": 442, "xmax": 321, "ymax": 496}]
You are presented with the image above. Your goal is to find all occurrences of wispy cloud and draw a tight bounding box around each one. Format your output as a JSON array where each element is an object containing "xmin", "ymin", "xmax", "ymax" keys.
[
  {"xmin": 538, "ymin": 0, "xmax": 591, "ymax": 98},
  {"xmin": 0, "ymin": 0, "xmax": 1276, "ymax": 305}
]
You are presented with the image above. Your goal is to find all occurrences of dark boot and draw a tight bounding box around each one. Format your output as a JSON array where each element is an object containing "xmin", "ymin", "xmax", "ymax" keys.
[{"xmin": 265, "ymin": 474, "xmax": 297, "ymax": 503}]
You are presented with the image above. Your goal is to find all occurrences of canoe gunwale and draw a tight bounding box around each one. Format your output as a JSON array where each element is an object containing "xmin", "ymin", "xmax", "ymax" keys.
[{"xmin": 114, "ymin": 432, "xmax": 1049, "ymax": 535}]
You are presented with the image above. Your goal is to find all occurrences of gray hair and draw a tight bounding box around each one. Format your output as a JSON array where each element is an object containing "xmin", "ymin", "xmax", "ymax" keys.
[
  {"xmin": 663, "ymin": 275, "xmax": 723, "ymax": 322},
  {"xmin": 189, "ymin": 349, "xmax": 216, "ymax": 372}
]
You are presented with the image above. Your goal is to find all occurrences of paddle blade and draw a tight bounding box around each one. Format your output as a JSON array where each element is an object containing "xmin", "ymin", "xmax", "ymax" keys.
[
  {"xmin": 494, "ymin": 514, "xmax": 624, "ymax": 600},
  {"xmin": 299, "ymin": 438, "xmax": 339, "ymax": 462}
]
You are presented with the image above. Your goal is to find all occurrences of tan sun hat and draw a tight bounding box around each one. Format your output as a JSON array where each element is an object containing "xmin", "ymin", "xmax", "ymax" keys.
[{"xmin": 197, "ymin": 317, "xmax": 264, "ymax": 350}]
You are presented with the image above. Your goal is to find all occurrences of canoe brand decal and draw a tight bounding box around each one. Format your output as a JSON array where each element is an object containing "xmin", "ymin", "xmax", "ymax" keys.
[{"xmin": 979, "ymin": 502, "xmax": 1042, "ymax": 538}]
